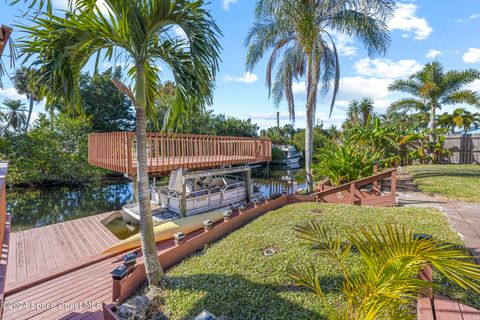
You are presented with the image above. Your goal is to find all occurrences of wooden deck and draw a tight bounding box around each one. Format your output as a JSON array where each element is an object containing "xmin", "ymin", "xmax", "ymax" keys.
[
  {"xmin": 88, "ymin": 132, "xmax": 272, "ymax": 175},
  {"xmin": 5, "ymin": 212, "xmax": 119, "ymax": 294},
  {"xmin": 2, "ymin": 226, "xmax": 194, "ymax": 319}
]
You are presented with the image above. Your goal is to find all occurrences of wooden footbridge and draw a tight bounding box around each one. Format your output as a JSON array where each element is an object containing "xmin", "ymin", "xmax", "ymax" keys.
[{"xmin": 88, "ymin": 132, "xmax": 272, "ymax": 175}]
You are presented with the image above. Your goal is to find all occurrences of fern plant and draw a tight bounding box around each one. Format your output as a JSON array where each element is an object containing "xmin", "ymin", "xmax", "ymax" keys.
[{"xmin": 289, "ymin": 223, "xmax": 480, "ymax": 320}]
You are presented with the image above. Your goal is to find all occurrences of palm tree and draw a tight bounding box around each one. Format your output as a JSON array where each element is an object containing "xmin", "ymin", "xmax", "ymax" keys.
[
  {"xmin": 437, "ymin": 112, "xmax": 455, "ymax": 133},
  {"xmin": 1, "ymin": 98, "xmax": 27, "ymax": 132},
  {"xmin": 453, "ymin": 108, "xmax": 475, "ymax": 133},
  {"xmin": 290, "ymin": 223, "xmax": 480, "ymax": 319},
  {"xmin": 245, "ymin": 0, "xmax": 393, "ymax": 193},
  {"xmin": 18, "ymin": 0, "xmax": 221, "ymax": 288},
  {"xmin": 359, "ymin": 97, "xmax": 375, "ymax": 127},
  {"xmin": 11, "ymin": 67, "xmax": 43, "ymax": 131},
  {"xmin": 346, "ymin": 100, "xmax": 361, "ymax": 127},
  {"xmin": 389, "ymin": 62, "xmax": 480, "ymax": 151}
]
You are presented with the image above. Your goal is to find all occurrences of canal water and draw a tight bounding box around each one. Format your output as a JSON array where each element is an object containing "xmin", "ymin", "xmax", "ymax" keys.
[{"xmin": 7, "ymin": 166, "xmax": 306, "ymax": 234}]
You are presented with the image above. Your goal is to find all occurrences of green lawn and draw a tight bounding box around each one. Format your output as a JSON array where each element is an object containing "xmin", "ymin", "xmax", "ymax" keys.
[
  {"xmin": 162, "ymin": 203, "xmax": 479, "ymax": 319},
  {"xmin": 407, "ymin": 164, "xmax": 480, "ymax": 202}
]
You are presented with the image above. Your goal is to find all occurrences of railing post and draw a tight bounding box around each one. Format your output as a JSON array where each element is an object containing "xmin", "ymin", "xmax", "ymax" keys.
[
  {"xmin": 372, "ymin": 162, "xmax": 381, "ymax": 195},
  {"xmin": 391, "ymin": 169, "xmax": 397, "ymax": 206},
  {"xmin": 349, "ymin": 183, "xmax": 356, "ymax": 205}
]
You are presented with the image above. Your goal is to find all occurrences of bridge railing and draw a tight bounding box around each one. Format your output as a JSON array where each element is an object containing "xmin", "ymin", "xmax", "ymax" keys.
[
  {"xmin": 88, "ymin": 132, "xmax": 272, "ymax": 175},
  {"xmin": 0, "ymin": 162, "xmax": 10, "ymax": 319}
]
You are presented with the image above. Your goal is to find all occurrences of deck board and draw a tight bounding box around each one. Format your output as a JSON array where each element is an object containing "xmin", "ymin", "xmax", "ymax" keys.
[{"xmin": 5, "ymin": 212, "xmax": 119, "ymax": 293}]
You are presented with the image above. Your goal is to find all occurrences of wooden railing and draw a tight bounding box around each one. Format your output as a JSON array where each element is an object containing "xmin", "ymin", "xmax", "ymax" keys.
[
  {"xmin": 311, "ymin": 168, "xmax": 397, "ymax": 207},
  {"xmin": 88, "ymin": 132, "xmax": 272, "ymax": 175},
  {"xmin": 0, "ymin": 162, "xmax": 10, "ymax": 319}
]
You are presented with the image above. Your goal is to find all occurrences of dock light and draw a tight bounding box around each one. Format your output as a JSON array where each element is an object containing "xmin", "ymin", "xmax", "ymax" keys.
[
  {"xmin": 203, "ymin": 219, "xmax": 213, "ymax": 231},
  {"xmin": 123, "ymin": 252, "xmax": 137, "ymax": 267},
  {"xmin": 413, "ymin": 234, "xmax": 432, "ymax": 240},
  {"xmin": 253, "ymin": 200, "xmax": 260, "ymax": 208},
  {"xmin": 174, "ymin": 232, "xmax": 186, "ymax": 245},
  {"xmin": 265, "ymin": 196, "xmax": 271, "ymax": 204},
  {"xmin": 222, "ymin": 209, "xmax": 233, "ymax": 221},
  {"xmin": 111, "ymin": 265, "xmax": 129, "ymax": 280},
  {"xmin": 282, "ymin": 188, "xmax": 288, "ymax": 196},
  {"xmin": 238, "ymin": 205, "xmax": 246, "ymax": 213},
  {"xmin": 194, "ymin": 310, "xmax": 218, "ymax": 320}
]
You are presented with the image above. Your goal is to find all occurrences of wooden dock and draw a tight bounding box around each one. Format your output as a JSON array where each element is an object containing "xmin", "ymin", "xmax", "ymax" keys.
[
  {"xmin": 6, "ymin": 212, "xmax": 119, "ymax": 294},
  {"xmin": 3, "ymin": 212, "xmax": 122, "ymax": 320}
]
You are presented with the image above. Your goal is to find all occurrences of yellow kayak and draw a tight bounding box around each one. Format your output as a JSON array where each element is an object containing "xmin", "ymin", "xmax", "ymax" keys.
[{"xmin": 103, "ymin": 208, "xmax": 227, "ymax": 254}]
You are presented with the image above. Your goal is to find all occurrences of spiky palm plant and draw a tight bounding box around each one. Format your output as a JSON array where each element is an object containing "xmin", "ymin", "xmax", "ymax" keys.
[
  {"xmin": 452, "ymin": 108, "xmax": 475, "ymax": 133},
  {"xmin": 17, "ymin": 0, "xmax": 221, "ymax": 288},
  {"xmin": 389, "ymin": 62, "xmax": 480, "ymax": 150},
  {"xmin": 290, "ymin": 223, "xmax": 480, "ymax": 320},
  {"xmin": 245, "ymin": 0, "xmax": 393, "ymax": 193},
  {"xmin": 1, "ymin": 98, "xmax": 27, "ymax": 132}
]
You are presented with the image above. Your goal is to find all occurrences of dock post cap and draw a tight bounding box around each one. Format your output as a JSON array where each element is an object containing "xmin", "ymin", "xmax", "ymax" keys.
[
  {"xmin": 203, "ymin": 219, "xmax": 213, "ymax": 230},
  {"xmin": 174, "ymin": 232, "xmax": 186, "ymax": 245},
  {"xmin": 123, "ymin": 252, "xmax": 137, "ymax": 267},
  {"xmin": 111, "ymin": 265, "xmax": 129, "ymax": 280}
]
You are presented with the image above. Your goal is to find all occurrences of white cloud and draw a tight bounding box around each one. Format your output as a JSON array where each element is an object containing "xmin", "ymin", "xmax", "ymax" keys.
[
  {"xmin": 426, "ymin": 49, "xmax": 442, "ymax": 59},
  {"xmin": 223, "ymin": 72, "xmax": 258, "ymax": 84},
  {"xmin": 331, "ymin": 32, "xmax": 357, "ymax": 57},
  {"xmin": 388, "ymin": 3, "xmax": 432, "ymax": 40},
  {"xmin": 463, "ymin": 48, "xmax": 480, "ymax": 64},
  {"xmin": 338, "ymin": 76, "xmax": 393, "ymax": 100},
  {"xmin": 457, "ymin": 13, "xmax": 480, "ymax": 23},
  {"xmin": 173, "ymin": 26, "xmax": 187, "ymax": 39},
  {"xmin": 222, "ymin": 0, "xmax": 237, "ymax": 10},
  {"xmin": 292, "ymin": 82, "xmax": 306, "ymax": 94},
  {"xmin": 468, "ymin": 80, "xmax": 480, "ymax": 92},
  {"xmin": 0, "ymin": 87, "xmax": 26, "ymax": 101},
  {"xmin": 353, "ymin": 58, "xmax": 422, "ymax": 79}
]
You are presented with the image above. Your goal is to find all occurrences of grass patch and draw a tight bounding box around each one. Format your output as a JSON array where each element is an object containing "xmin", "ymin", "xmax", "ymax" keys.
[
  {"xmin": 407, "ymin": 164, "xmax": 480, "ymax": 202},
  {"xmin": 162, "ymin": 203, "xmax": 479, "ymax": 319}
]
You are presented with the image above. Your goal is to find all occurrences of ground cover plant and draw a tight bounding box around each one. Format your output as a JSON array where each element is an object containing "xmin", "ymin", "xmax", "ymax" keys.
[
  {"xmin": 162, "ymin": 203, "xmax": 480, "ymax": 319},
  {"xmin": 407, "ymin": 165, "xmax": 480, "ymax": 202}
]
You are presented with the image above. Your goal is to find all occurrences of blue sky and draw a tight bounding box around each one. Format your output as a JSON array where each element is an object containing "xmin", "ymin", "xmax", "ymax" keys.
[{"xmin": 1, "ymin": 0, "xmax": 480, "ymax": 129}]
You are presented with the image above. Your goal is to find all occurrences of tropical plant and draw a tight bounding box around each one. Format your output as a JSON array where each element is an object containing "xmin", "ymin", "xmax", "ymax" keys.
[
  {"xmin": 437, "ymin": 112, "xmax": 455, "ymax": 133},
  {"xmin": 18, "ymin": 0, "xmax": 221, "ymax": 288},
  {"xmin": 389, "ymin": 62, "xmax": 480, "ymax": 156},
  {"xmin": 1, "ymin": 98, "xmax": 27, "ymax": 132},
  {"xmin": 11, "ymin": 67, "xmax": 43, "ymax": 131},
  {"xmin": 290, "ymin": 223, "xmax": 480, "ymax": 319},
  {"xmin": 245, "ymin": 0, "xmax": 394, "ymax": 193},
  {"xmin": 452, "ymin": 108, "xmax": 475, "ymax": 133},
  {"xmin": 313, "ymin": 142, "xmax": 382, "ymax": 186},
  {"xmin": 346, "ymin": 98, "xmax": 375, "ymax": 128}
]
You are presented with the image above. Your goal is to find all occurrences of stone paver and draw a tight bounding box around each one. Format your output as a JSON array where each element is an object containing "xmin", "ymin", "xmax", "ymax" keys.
[{"xmin": 396, "ymin": 170, "xmax": 480, "ymax": 263}]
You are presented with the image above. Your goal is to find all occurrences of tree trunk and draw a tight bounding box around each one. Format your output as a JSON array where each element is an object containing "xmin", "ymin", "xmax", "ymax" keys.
[
  {"xmin": 135, "ymin": 63, "xmax": 163, "ymax": 288},
  {"xmin": 305, "ymin": 54, "xmax": 319, "ymax": 193},
  {"xmin": 429, "ymin": 103, "xmax": 436, "ymax": 163},
  {"xmin": 25, "ymin": 96, "xmax": 34, "ymax": 132}
]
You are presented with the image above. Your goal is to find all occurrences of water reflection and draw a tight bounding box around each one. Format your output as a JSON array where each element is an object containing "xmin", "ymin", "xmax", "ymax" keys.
[
  {"xmin": 8, "ymin": 182, "xmax": 133, "ymax": 232},
  {"xmin": 7, "ymin": 166, "xmax": 305, "ymax": 232}
]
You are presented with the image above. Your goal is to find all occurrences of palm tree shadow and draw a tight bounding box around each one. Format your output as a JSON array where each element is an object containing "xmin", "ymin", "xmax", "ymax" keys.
[{"xmin": 164, "ymin": 273, "xmax": 337, "ymax": 319}]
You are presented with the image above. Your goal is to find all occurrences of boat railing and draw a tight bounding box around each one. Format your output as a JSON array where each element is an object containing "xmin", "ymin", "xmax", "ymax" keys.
[{"xmin": 0, "ymin": 162, "xmax": 10, "ymax": 320}]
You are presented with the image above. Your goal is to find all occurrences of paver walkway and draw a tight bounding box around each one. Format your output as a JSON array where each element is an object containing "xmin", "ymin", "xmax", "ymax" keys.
[{"xmin": 396, "ymin": 168, "xmax": 480, "ymax": 263}]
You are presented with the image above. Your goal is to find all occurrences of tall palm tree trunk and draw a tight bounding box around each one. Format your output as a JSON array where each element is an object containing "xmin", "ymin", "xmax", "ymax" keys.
[
  {"xmin": 135, "ymin": 63, "xmax": 163, "ymax": 288},
  {"xmin": 429, "ymin": 103, "xmax": 436, "ymax": 163},
  {"xmin": 305, "ymin": 54, "xmax": 320, "ymax": 193},
  {"xmin": 25, "ymin": 95, "xmax": 34, "ymax": 132}
]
